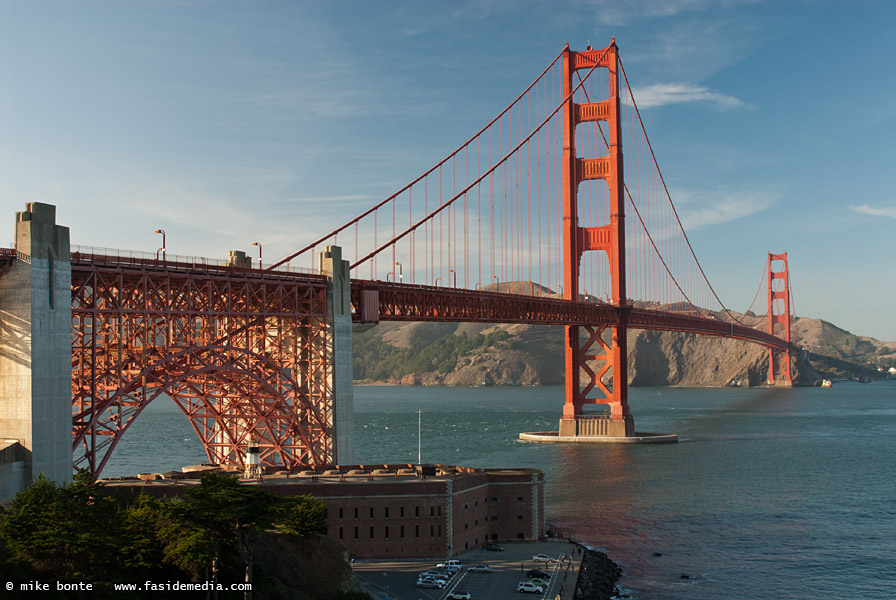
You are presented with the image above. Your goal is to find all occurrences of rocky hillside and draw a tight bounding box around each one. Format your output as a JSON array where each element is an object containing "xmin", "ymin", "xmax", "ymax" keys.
[{"xmin": 353, "ymin": 315, "xmax": 894, "ymax": 387}]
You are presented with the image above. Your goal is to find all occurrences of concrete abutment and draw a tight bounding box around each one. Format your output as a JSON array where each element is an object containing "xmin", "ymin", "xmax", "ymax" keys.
[
  {"xmin": 320, "ymin": 245, "xmax": 354, "ymax": 466},
  {"xmin": 0, "ymin": 203, "xmax": 73, "ymax": 498}
]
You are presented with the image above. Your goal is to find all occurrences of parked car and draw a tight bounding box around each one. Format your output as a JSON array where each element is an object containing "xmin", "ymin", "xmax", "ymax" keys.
[
  {"xmin": 446, "ymin": 592, "xmax": 472, "ymax": 600},
  {"xmin": 416, "ymin": 578, "xmax": 445, "ymax": 589},
  {"xmin": 419, "ymin": 571, "xmax": 449, "ymax": 582},
  {"xmin": 437, "ymin": 559, "xmax": 462, "ymax": 569},
  {"xmin": 532, "ymin": 554, "xmax": 556, "ymax": 563},
  {"xmin": 517, "ymin": 581, "xmax": 545, "ymax": 594},
  {"xmin": 482, "ymin": 543, "xmax": 504, "ymax": 551},
  {"xmin": 528, "ymin": 578, "xmax": 549, "ymax": 588},
  {"xmin": 468, "ymin": 564, "xmax": 493, "ymax": 573},
  {"xmin": 526, "ymin": 568, "xmax": 551, "ymax": 579}
]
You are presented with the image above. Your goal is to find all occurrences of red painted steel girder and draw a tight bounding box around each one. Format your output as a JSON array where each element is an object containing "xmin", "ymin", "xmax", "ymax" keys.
[
  {"xmin": 70, "ymin": 253, "xmax": 331, "ymax": 477},
  {"xmin": 352, "ymin": 280, "xmax": 618, "ymax": 326},
  {"xmin": 627, "ymin": 308, "xmax": 792, "ymax": 351},
  {"xmin": 352, "ymin": 280, "xmax": 794, "ymax": 352}
]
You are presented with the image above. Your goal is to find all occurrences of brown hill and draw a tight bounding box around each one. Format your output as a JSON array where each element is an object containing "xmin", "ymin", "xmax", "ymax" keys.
[{"xmin": 353, "ymin": 311, "xmax": 893, "ymax": 387}]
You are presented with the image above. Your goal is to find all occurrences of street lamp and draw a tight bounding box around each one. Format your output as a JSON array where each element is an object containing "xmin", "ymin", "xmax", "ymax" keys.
[
  {"xmin": 394, "ymin": 261, "xmax": 403, "ymax": 283},
  {"xmin": 251, "ymin": 242, "xmax": 262, "ymax": 269},
  {"xmin": 448, "ymin": 269, "xmax": 457, "ymax": 288},
  {"xmin": 492, "ymin": 275, "xmax": 499, "ymax": 291},
  {"xmin": 386, "ymin": 272, "xmax": 393, "ymax": 282},
  {"xmin": 435, "ymin": 277, "xmax": 442, "ymax": 286},
  {"xmin": 154, "ymin": 229, "xmax": 166, "ymax": 261}
]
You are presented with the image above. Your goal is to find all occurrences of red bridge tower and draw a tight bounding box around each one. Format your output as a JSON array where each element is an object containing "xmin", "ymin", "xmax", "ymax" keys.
[
  {"xmin": 558, "ymin": 41, "xmax": 633, "ymax": 438},
  {"xmin": 767, "ymin": 252, "xmax": 793, "ymax": 386}
]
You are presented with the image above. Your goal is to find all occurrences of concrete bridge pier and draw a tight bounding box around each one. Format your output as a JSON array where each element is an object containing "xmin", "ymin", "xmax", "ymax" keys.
[
  {"xmin": 319, "ymin": 245, "xmax": 354, "ymax": 466},
  {"xmin": 0, "ymin": 203, "xmax": 73, "ymax": 497},
  {"xmin": 558, "ymin": 414, "xmax": 634, "ymax": 438}
]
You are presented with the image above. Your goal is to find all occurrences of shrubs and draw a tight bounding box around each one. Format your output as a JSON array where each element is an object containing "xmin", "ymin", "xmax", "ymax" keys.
[{"xmin": 353, "ymin": 327, "xmax": 510, "ymax": 380}]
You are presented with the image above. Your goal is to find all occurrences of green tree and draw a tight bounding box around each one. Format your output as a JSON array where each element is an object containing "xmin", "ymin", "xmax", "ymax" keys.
[
  {"xmin": 0, "ymin": 470, "xmax": 121, "ymax": 581},
  {"xmin": 276, "ymin": 494, "xmax": 327, "ymax": 537},
  {"xmin": 118, "ymin": 493, "xmax": 172, "ymax": 579},
  {"xmin": 161, "ymin": 471, "xmax": 282, "ymax": 594}
]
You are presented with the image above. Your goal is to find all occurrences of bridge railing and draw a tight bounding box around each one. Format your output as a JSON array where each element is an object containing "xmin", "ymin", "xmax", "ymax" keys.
[{"xmin": 68, "ymin": 244, "xmax": 318, "ymax": 276}]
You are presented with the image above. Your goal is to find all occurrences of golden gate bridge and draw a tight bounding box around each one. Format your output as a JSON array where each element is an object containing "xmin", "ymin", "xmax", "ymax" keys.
[{"xmin": 0, "ymin": 41, "xmax": 796, "ymax": 480}]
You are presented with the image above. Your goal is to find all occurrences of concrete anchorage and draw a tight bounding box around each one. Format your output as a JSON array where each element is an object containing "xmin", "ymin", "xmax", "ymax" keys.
[{"xmin": 0, "ymin": 203, "xmax": 73, "ymax": 498}]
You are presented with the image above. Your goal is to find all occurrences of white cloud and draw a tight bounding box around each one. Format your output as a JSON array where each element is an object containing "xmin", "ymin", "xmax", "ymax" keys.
[
  {"xmin": 675, "ymin": 189, "xmax": 777, "ymax": 230},
  {"xmin": 628, "ymin": 83, "xmax": 747, "ymax": 110},
  {"xmin": 850, "ymin": 204, "xmax": 896, "ymax": 219},
  {"xmin": 574, "ymin": 0, "xmax": 756, "ymax": 26}
]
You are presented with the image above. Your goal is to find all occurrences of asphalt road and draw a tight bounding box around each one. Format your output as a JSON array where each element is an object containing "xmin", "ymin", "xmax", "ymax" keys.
[{"xmin": 353, "ymin": 541, "xmax": 581, "ymax": 600}]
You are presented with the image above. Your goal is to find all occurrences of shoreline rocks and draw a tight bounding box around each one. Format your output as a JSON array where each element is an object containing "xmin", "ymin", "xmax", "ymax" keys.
[{"xmin": 574, "ymin": 549, "xmax": 623, "ymax": 600}]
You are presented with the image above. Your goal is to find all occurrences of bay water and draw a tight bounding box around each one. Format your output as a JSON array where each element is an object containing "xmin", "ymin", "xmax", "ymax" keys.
[{"xmin": 106, "ymin": 381, "xmax": 896, "ymax": 599}]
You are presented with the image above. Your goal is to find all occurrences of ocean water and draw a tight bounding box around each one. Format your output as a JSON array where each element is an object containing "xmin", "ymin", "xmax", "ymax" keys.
[{"xmin": 106, "ymin": 381, "xmax": 896, "ymax": 599}]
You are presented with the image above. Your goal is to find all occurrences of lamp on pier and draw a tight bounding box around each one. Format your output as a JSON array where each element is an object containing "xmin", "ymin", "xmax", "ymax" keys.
[
  {"xmin": 251, "ymin": 241, "xmax": 262, "ymax": 269},
  {"xmin": 154, "ymin": 229, "xmax": 166, "ymax": 261}
]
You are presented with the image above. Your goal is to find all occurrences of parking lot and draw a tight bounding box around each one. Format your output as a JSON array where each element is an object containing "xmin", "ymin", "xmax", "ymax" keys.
[{"xmin": 353, "ymin": 541, "xmax": 581, "ymax": 600}]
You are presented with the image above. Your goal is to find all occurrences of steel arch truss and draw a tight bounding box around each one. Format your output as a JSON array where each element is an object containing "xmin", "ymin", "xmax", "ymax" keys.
[{"xmin": 70, "ymin": 263, "xmax": 330, "ymax": 477}]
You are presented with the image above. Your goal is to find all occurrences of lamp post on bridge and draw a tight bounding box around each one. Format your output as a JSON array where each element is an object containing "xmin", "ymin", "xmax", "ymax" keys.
[
  {"xmin": 435, "ymin": 277, "xmax": 442, "ymax": 286},
  {"xmin": 386, "ymin": 272, "xmax": 393, "ymax": 282},
  {"xmin": 492, "ymin": 275, "xmax": 499, "ymax": 291},
  {"xmin": 449, "ymin": 269, "xmax": 456, "ymax": 288},
  {"xmin": 251, "ymin": 241, "xmax": 262, "ymax": 269},
  {"xmin": 154, "ymin": 229, "xmax": 166, "ymax": 261},
  {"xmin": 394, "ymin": 261, "xmax": 402, "ymax": 283}
]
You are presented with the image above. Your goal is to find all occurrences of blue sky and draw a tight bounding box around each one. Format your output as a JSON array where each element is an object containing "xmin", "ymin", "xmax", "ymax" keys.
[{"xmin": 1, "ymin": 1, "xmax": 894, "ymax": 341}]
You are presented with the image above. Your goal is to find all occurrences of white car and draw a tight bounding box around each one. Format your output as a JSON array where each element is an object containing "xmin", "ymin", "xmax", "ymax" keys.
[
  {"xmin": 517, "ymin": 581, "xmax": 545, "ymax": 594},
  {"xmin": 531, "ymin": 554, "xmax": 556, "ymax": 563},
  {"xmin": 420, "ymin": 570, "xmax": 450, "ymax": 580},
  {"xmin": 446, "ymin": 592, "xmax": 472, "ymax": 600},
  {"xmin": 416, "ymin": 578, "xmax": 445, "ymax": 589},
  {"xmin": 437, "ymin": 559, "xmax": 462, "ymax": 569},
  {"xmin": 468, "ymin": 564, "xmax": 492, "ymax": 573}
]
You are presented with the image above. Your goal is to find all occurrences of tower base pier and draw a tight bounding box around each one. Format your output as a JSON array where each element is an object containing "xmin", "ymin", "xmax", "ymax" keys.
[
  {"xmin": 521, "ymin": 416, "xmax": 676, "ymax": 444},
  {"xmin": 520, "ymin": 430, "xmax": 677, "ymax": 444},
  {"xmin": 558, "ymin": 415, "xmax": 634, "ymax": 438}
]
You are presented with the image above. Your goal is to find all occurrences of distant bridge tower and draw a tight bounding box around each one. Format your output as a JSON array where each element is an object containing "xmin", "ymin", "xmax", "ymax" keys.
[
  {"xmin": 767, "ymin": 252, "xmax": 792, "ymax": 386},
  {"xmin": 558, "ymin": 41, "xmax": 634, "ymax": 438}
]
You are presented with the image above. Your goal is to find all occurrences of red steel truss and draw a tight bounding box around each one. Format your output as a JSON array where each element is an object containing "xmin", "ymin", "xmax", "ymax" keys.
[
  {"xmin": 352, "ymin": 280, "xmax": 790, "ymax": 349},
  {"xmin": 70, "ymin": 252, "xmax": 331, "ymax": 477}
]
